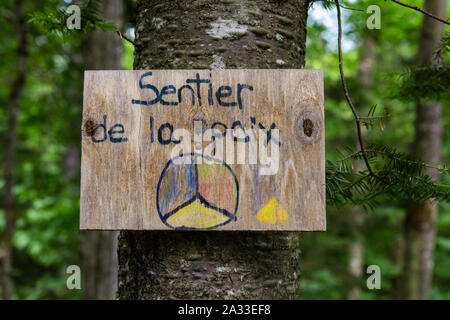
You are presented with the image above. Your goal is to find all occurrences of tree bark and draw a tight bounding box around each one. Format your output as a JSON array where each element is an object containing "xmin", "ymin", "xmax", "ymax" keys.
[
  {"xmin": 0, "ymin": 0, "xmax": 27, "ymax": 300},
  {"xmin": 400, "ymin": 0, "xmax": 446, "ymax": 300},
  {"xmin": 80, "ymin": 0, "xmax": 123, "ymax": 300},
  {"xmin": 118, "ymin": 0, "xmax": 309, "ymax": 299}
]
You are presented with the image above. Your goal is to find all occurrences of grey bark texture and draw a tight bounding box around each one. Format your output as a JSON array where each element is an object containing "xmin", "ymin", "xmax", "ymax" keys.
[
  {"xmin": 1, "ymin": 0, "xmax": 27, "ymax": 300},
  {"xmin": 118, "ymin": 0, "xmax": 309, "ymax": 300},
  {"xmin": 400, "ymin": 0, "xmax": 446, "ymax": 300},
  {"xmin": 80, "ymin": 0, "xmax": 123, "ymax": 300}
]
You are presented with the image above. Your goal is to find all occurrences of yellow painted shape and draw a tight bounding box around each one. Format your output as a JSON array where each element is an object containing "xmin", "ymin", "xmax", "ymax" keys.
[
  {"xmin": 277, "ymin": 203, "xmax": 288, "ymax": 222},
  {"xmin": 257, "ymin": 198, "xmax": 289, "ymax": 224},
  {"xmin": 166, "ymin": 198, "xmax": 230, "ymax": 228}
]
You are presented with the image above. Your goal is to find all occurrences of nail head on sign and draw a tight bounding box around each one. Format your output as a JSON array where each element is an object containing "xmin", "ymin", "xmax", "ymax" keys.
[
  {"xmin": 303, "ymin": 118, "xmax": 314, "ymax": 137},
  {"xmin": 297, "ymin": 109, "xmax": 320, "ymax": 144},
  {"xmin": 83, "ymin": 119, "xmax": 97, "ymax": 137},
  {"xmin": 193, "ymin": 113, "xmax": 207, "ymax": 132}
]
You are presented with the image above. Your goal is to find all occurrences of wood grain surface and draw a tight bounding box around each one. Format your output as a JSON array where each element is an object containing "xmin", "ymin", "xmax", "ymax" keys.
[{"xmin": 81, "ymin": 70, "xmax": 325, "ymax": 231}]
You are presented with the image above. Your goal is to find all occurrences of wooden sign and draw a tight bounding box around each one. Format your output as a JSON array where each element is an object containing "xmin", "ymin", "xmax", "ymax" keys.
[{"xmin": 81, "ymin": 70, "xmax": 325, "ymax": 231}]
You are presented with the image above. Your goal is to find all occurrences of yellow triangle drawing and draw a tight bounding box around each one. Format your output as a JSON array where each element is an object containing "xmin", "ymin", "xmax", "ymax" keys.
[
  {"xmin": 257, "ymin": 198, "xmax": 288, "ymax": 224},
  {"xmin": 166, "ymin": 199, "xmax": 230, "ymax": 229}
]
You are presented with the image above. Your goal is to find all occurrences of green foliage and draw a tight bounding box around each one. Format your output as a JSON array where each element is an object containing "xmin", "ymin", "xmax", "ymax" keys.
[
  {"xmin": 327, "ymin": 144, "xmax": 450, "ymax": 209},
  {"xmin": 28, "ymin": 0, "xmax": 116, "ymax": 41},
  {"xmin": 437, "ymin": 33, "xmax": 450, "ymax": 57},
  {"xmin": 122, "ymin": 35, "xmax": 135, "ymax": 69},
  {"xmin": 302, "ymin": 0, "xmax": 450, "ymax": 300},
  {"xmin": 391, "ymin": 64, "xmax": 450, "ymax": 102},
  {"xmin": 389, "ymin": 25, "xmax": 449, "ymax": 103},
  {"xmin": 0, "ymin": 0, "xmax": 83, "ymax": 299}
]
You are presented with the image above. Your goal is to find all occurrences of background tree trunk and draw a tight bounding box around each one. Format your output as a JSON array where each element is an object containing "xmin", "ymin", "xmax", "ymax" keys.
[
  {"xmin": 346, "ymin": 35, "xmax": 375, "ymax": 300},
  {"xmin": 0, "ymin": 0, "xmax": 27, "ymax": 300},
  {"xmin": 118, "ymin": 0, "xmax": 309, "ymax": 299},
  {"xmin": 400, "ymin": 0, "xmax": 446, "ymax": 300},
  {"xmin": 79, "ymin": 0, "xmax": 123, "ymax": 300}
]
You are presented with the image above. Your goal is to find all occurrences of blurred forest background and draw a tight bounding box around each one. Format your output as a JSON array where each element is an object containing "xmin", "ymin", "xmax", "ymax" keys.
[{"xmin": 0, "ymin": 0, "xmax": 449, "ymax": 299}]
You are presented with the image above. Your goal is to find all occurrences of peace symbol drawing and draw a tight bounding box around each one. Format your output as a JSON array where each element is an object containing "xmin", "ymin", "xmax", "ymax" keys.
[{"xmin": 156, "ymin": 153, "xmax": 239, "ymax": 230}]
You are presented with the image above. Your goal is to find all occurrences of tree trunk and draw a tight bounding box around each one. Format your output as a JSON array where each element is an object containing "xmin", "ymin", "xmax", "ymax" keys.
[
  {"xmin": 346, "ymin": 35, "xmax": 375, "ymax": 300},
  {"xmin": 0, "ymin": 0, "xmax": 27, "ymax": 300},
  {"xmin": 400, "ymin": 0, "xmax": 446, "ymax": 300},
  {"xmin": 79, "ymin": 0, "xmax": 123, "ymax": 300},
  {"xmin": 118, "ymin": 0, "xmax": 309, "ymax": 299}
]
